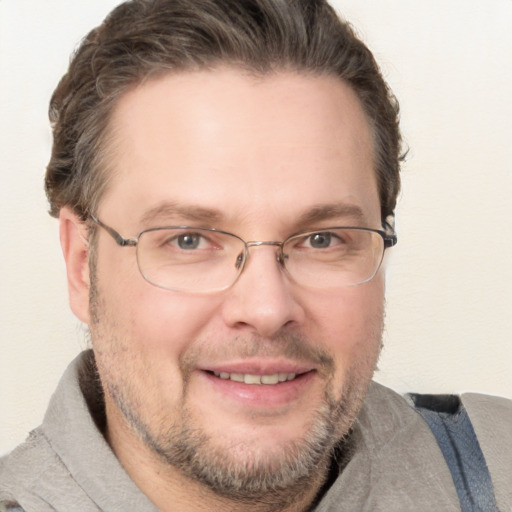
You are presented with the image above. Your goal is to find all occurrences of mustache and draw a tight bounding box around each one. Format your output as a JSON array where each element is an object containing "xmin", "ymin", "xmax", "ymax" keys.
[{"xmin": 180, "ymin": 332, "xmax": 336, "ymax": 377}]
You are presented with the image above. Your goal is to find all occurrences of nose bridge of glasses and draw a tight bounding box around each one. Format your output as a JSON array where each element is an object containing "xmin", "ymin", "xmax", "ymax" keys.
[
  {"xmin": 241, "ymin": 240, "xmax": 286, "ymax": 267},
  {"xmin": 245, "ymin": 240, "xmax": 283, "ymax": 248}
]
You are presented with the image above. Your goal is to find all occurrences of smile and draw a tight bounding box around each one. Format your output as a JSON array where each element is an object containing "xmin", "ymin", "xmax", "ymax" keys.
[
  {"xmin": 212, "ymin": 371, "xmax": 299, "ymax": 385},
  {"xmin": 202, "ymin": 368, "xmax": 317, "ymax": 408}
]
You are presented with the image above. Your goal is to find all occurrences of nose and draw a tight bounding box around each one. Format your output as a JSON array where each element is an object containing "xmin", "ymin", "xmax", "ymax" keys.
[{"xmin": 221, "ymin": 244, "xmax": 305, "ymax": 337}]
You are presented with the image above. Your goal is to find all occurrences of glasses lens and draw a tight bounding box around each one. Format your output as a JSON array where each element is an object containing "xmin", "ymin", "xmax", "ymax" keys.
[
  {"xmin": 136, "ymin": 228, "xmax": 245, "ymax": 292},
  {"xmin": 283, "ymin": 228, "xmax": 385, "ymax": 288}
]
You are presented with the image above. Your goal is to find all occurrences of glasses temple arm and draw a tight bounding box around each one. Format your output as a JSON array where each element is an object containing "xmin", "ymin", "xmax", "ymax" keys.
[{"xmin": 90, "ymin": 216, "xmax": 136, "ymax": 247}]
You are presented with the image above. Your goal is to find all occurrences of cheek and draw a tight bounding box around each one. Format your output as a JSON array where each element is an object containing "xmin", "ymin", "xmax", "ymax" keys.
[
  {"xmin": 96, "ymin": 255, "xmax": 222, "ymax": 357},
  {"xmin": 307, "ymin": 276, "xmax": 385, "ymax": 366},
  {"xmin": 92, "ymin": 271, "xmax": 225, "ymax": 405}
]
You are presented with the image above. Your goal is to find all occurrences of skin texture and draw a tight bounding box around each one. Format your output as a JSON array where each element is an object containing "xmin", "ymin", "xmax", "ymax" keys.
[{"xmin": 60, "ymin": 67, "xmax": 386, "ymax": 512}]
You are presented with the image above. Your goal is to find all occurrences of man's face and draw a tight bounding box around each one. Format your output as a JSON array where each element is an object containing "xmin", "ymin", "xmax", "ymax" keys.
[{"xmin": 88, "ymin": 68, "xmax": 384, "ymax": 497}]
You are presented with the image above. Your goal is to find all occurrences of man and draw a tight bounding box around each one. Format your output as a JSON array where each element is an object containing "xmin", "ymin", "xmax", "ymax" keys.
[{"xmin": 1, "ymin": 0, "xmax": 510, "ymax": 511}]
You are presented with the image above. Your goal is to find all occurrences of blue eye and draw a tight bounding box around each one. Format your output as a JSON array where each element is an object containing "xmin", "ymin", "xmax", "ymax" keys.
[
  {"xmin": 308, "ymin": 232, "xmax": 332, "ymax": 249},
  {"xmin": 177, "ymin": 233, "xmax": 202, "ymax": 250}
]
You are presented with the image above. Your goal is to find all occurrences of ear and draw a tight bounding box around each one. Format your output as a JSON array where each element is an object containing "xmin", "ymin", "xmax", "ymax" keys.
[{"xmin": 59, "ymin": 206, "xmax": 91, "ymax": 324}]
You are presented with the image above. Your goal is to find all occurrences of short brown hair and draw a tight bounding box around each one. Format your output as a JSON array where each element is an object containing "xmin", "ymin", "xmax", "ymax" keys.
[{"xmin": 45, "ymin": 0, "xmax": 403, "ymax": 223}]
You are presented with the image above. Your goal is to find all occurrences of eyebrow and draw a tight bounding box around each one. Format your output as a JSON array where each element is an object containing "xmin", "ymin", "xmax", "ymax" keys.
[
  {"xmin": 139, "ymin": 200, "xmax": 369, "ymax": 231},
  {"xmin": 139, "ymin": 201, "xmax": 224, "ymax": 227},
  {"xmin": 295, "ymin": 202, "xmax": 368, "ymax": 227}
]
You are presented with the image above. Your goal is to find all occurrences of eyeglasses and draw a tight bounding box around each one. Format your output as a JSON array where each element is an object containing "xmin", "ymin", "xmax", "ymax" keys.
[{"xmin": 91, "ymin": 216, "xmax": 397, "ymax": 293}]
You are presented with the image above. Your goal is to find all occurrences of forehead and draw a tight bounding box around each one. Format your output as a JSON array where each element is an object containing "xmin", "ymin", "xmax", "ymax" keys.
[{"xmin": 101, "ymin": 67, "xmax": 379, "ymax": 232}]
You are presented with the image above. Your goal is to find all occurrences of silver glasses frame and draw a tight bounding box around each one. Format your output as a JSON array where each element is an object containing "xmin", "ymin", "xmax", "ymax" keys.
[{"xmin": 90, "ymin": 216, "xmax": 397, "ymax": 292}]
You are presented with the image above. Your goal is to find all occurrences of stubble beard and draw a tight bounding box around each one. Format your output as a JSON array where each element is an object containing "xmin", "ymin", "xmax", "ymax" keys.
[
  {"xmin": 145, "ymin": 365, "xmax": 376, "ymax": 507},
  {"xmin": 89, "ymin": 270, "xmax": 383, "ymax": 507}
]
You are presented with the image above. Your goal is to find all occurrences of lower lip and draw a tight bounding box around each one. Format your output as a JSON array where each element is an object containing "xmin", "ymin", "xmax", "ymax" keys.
[{"xmin": 200, "ymin": 370, "xmax": 317, "ymax": 409}]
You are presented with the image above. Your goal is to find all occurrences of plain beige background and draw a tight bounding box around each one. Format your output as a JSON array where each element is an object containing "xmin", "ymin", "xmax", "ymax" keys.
[{"xmin": 1, "ymin": 0, "xmax": 511, "ymax": 454}]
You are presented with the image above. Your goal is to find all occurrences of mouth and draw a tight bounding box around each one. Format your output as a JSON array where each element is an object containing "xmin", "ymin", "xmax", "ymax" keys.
[
  {"xmin": 199, "ymin": 366, "xmax": 318, "ymax": 409},
  {"xmin": 209, "ymin": 370, "xmax": 305, "ymax": 385}
]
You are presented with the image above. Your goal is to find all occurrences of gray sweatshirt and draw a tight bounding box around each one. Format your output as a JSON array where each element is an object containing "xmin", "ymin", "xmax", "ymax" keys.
[{"xmin": 1, "ymin": 351, "xmax": 511, "ymax": 511}]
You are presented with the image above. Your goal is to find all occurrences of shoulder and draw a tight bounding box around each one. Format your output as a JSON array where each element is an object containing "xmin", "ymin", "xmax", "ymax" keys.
[
  {"xmin": 460, "ymin": 392, "xmax": 512, "ymax": 460},
  {"xmin": 0, "ymin": 428, "xmax": 57, "ymax": 511},
  {"xmin": 461, "ymin": 393, "xmax": 512, "ymax": 510},
  {"xmin": 461, "ymin": 392, "xmax": 512, "ymax": 427}
]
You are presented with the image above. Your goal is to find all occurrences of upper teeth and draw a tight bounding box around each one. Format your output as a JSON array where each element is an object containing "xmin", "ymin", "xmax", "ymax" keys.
[{"xmin": 213, "ymin": 372, "xmax": 297, "ymax": 385}]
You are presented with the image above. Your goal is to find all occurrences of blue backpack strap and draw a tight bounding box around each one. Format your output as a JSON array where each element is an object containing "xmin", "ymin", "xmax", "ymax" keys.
[{"xmin": 409, "ymin": 393, "xmax": 500, "ymax": 512}]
